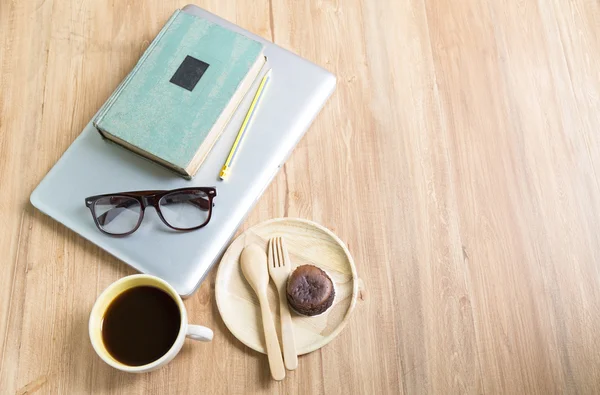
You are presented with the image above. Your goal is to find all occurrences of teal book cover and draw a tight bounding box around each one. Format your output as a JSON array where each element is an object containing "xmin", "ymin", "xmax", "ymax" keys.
[{"xmin": 93, "ymin": 9, "xmax": 265, "ymax": 177}]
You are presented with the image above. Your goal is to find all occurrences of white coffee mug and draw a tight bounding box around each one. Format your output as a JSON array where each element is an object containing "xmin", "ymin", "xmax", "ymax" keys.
[{"xmin": 89, "ymin": 274, "xmax": 213, "ymax": 373}]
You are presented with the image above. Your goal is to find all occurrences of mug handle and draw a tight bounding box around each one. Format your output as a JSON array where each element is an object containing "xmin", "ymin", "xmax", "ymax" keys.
[{"xmin": 186, "ymin": 325, "xmax": 213, "ymax": 342}]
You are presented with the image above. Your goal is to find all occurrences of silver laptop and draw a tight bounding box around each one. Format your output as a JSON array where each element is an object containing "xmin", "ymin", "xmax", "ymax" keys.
[{"xmin": 29, "ymin": 4, "xmax": 336, "ymax": 296}]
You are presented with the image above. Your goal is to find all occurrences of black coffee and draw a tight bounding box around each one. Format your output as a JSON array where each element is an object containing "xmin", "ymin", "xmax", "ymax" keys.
[{"xmin": 102, "ymin": 286, "xmax": 181, "ymax": 366}]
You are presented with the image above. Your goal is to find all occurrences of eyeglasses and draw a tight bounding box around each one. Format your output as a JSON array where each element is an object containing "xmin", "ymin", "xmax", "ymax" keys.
[{"xmin": 84, "ymin": 188, "xmax": 216, "ymax": 236}]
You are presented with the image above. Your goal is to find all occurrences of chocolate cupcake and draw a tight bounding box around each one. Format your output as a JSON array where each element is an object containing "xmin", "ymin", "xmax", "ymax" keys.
[{"xmin": 286, "ymin": 265, "xmax": 335, "ymax": 316}]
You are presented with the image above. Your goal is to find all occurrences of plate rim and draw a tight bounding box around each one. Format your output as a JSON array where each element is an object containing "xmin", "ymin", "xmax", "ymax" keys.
[{"xmin": 215, "ymin": 217, "xmax": 358, "ymax": 355}]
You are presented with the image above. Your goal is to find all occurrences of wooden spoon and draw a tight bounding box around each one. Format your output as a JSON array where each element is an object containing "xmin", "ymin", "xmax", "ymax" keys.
[{"xmin": 240, "ymin": 244, "xmax": 286, "ymax": 381}]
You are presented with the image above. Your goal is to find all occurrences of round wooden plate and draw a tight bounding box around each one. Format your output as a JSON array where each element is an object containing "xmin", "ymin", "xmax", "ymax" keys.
[{"xmin": 216, "ymin": 218, "xmax": 359, "ymax": 355}]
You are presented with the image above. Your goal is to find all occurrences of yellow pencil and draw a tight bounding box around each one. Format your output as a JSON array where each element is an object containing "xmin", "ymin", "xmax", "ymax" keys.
[{"xmin": 219, "ymin": 70, "xmax": 272, "ymax": 180}]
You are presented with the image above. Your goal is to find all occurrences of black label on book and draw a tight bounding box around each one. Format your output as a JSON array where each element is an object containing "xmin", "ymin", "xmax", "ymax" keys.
[{"xmin": 170, "ymin": 56, "xmax": 209, "ymax": 91}]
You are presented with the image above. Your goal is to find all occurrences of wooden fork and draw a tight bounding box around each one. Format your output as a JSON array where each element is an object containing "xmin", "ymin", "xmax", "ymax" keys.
[{"xmin": 268, "ymin": 237, "xmax": 298, "ymax": 370}]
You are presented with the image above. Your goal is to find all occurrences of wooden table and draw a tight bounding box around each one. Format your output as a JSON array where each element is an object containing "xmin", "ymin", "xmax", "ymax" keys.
[{"xmin": 2, "ymin": 1, "xmax": 600, "ymax": 393}]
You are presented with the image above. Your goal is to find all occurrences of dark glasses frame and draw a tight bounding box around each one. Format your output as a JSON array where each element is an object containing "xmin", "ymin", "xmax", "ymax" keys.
[{"xmin": 84, "ymin": 187, "xmax": 217, "ymax": 236}]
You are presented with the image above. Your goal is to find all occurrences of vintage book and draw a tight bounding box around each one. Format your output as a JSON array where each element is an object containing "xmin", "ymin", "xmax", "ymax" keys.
[{"xmin": 93, "ymin": 9, "xmax": 266, "ymax": 178}]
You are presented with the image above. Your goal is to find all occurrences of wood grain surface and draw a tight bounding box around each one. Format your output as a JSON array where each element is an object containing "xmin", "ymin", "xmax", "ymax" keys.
[{"xmin": 1, "ymin": 0, "xmax": 600, "ymax": 394}]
